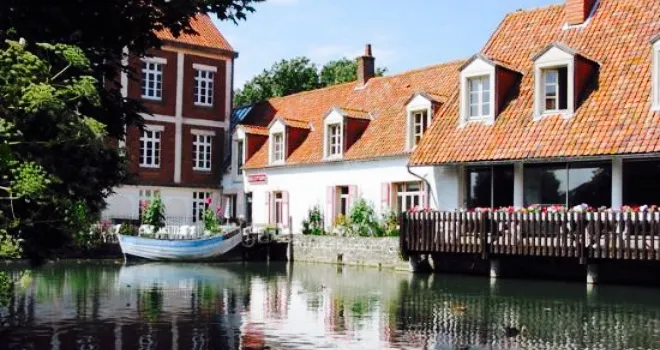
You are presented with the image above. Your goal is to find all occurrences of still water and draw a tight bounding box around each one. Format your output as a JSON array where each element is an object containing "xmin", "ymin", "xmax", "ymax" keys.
[{"xmin": 1, "ymin": 261, "xmax": 659, "ymax": 350}]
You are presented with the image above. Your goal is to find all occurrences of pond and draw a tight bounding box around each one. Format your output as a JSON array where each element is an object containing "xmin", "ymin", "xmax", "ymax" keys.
[{"xmin": 1, "ymin": 261, "xmax": 660, "ymax": 349}]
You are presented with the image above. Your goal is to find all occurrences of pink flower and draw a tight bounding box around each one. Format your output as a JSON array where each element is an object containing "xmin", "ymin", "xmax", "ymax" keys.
[{"xmin": 205, "ymin": 197, "xmax": 213, "ymax": 205}]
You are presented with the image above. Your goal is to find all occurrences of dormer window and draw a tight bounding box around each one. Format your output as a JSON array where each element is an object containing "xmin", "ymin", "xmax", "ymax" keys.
[
  {"xmin": 468, "ymin": 75, "xmax": 491, "ymax": 119},
  {"xmin": 327, "ymin": 124, "xmax": 343, "ymax": 158},
  {"xmin": 542, "ymin": 67, "xmax": 568, "ymax": 112},
  {"xmin": 412, "ymin": 110, "xmax": 429, "ymax": 146},
  {"xmin": 271, "ymin": 133, "xmax": 284, "ymax": 163},
  {"xmin": 405, "ymin": 93, "xmax": 434, "ymax": 150},
  {"xmin": 532, "ymin": 43, "xmax": 598, "ymax": 119}
]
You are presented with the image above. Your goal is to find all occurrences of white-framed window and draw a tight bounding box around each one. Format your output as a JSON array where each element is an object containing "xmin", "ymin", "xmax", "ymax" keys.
[
  {"xmin": 533, "ymin": 45, "xmax": 576, "ymax": 118},
  {"xmin": 236, "ymin": 139, "xmax": 244, "ymax": 175},
  {"xmin": 194, "ymin": 68, "xmax": 215, "ymax": 106},
  {"xmin": 327, "ymin": 124, "xmax": 342, "ymax": 157},
  {"xmin": 139, "ymin": 127, "xmax": 162, "ymax": 168},
  {"xmin": 141, "ymin": 58, "xmax": 165, "ymax": 100},
  {"xmin": 542, "ymin": 67, "xmax": 568, "ymax": 112},
  {"xmin": 393, "ymin": 182, "xmax": 422, "ymax": 213},
  {"xmin": 192, "ymin": 191, "xmax": 211, "ymax": 222},
  {"xmin": 412, "ymin": 110, "xmax": 429, "ymax": 147},
  {"xmin": 193, "ymin": 134, "xmax": 212, "ymax": 171},
  {"xmin": 335, "ymin": 186, "xmax": 350, "ymax": 218},
  {"xmin": 468, "ymin": 75, "xmax": 491, "ymax": 119},
  {"xmin": 271, "ymin": 133, "xmax": 284, "ymax": 163},
  {"xmin": 273, "ymin": 192, "xmax": 284, "ymax": 224}
]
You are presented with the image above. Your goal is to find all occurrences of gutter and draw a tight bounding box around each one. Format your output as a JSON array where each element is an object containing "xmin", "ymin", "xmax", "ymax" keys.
[{"xmin": 406, "ymin": 164, "xmax": 439, "ymax": 210}]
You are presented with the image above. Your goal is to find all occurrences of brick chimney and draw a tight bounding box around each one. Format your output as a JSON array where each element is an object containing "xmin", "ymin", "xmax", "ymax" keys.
[
  {"xmin": 357, "ymin": 44, "xmax": 375, "ymax": 85},
  {"xmin": 565, "ymin": 0, "xmax": 596, "ymax": 26}
]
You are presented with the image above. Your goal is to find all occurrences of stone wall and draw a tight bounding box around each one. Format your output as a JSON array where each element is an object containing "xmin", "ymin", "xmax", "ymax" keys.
[{"xmin": 291, "ymin": 235, "xmax": 410, "ymax": 271}]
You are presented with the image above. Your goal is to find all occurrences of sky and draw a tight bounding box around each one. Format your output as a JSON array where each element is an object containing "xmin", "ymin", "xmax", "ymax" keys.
[{"xmin": 214, "ymin": 0, "xmax": 559, "ymax": 89}]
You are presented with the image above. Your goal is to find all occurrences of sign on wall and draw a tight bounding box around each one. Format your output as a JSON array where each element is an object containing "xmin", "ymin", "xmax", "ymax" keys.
[{"xmin": 248, "ymin": 173, "xmax": 267, "ymax": 185}]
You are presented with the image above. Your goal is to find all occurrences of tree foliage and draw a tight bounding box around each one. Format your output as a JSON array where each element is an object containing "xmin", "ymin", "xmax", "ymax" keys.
[
  {"xmin": 320, "ymin": 58, "xmax": 387, "ymax": 87},
  {"xmin": 0, "ymin": 40, "xmax": 123, "ymax": 260},
  {"xmin": 234, "ymin": 56, "xmax": 387, "ymax": 106},
  {"xmin": 0, "ymin": 1, "xmax": 261, "ymax": 260}
]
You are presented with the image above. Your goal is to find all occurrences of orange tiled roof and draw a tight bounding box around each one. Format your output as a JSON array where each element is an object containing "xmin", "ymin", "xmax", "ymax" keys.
[
  {"xmin": 155, "ymin": 14, "xmax": 234, "ymax": 53},
  {"xmin": 240, "ymin": 125, "xmax": 269, "ymax": 136},
  {"xmin": 241, "ymin": 60, "xmax": 465, "ymax": 169},
  {"xmin": 338, "ymin": 107, "xmax": 372, "ymax": 120},
  {"xmin": 411, "ymin": 0, "xmax": 660, "ymax": 165},
  {"xmin": 271, "ymin": 117, "xmax": 311, "ymax": 129}
]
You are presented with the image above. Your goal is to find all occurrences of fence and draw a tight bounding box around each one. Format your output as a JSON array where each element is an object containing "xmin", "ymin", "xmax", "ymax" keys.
[
  {"xmin": 100, "ymin": 215, "xmax": 208, "ymax": 239},
  {"xmin": 400, "ymin": 211, "xmax": 660, "ymax": 261}
]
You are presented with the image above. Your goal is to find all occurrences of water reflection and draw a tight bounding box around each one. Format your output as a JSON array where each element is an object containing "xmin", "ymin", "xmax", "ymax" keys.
[{"xmin": 0, "ymin": 262, "xmax": 659, "ymax": 349}]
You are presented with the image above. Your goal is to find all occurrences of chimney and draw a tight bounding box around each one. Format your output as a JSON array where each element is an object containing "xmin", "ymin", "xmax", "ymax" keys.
[
  {"xmin": 357, "ymin": 44, "xmax": 375, "ymax": 85},
  {"xmin": 565, "ymin": 0, "xmax": 596, "ymax": 26}
]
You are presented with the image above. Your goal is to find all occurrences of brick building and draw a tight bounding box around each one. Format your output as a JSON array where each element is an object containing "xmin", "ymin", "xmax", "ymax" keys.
[{"xmin": 104, "ymin": 14, "xmax": 235, "ymax": 223}]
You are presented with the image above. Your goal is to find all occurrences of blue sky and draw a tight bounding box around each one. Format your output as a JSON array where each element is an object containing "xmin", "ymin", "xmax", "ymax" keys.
[{"xmin": 214, "ymin": 0, "xmax": 559, "ymax": 88}]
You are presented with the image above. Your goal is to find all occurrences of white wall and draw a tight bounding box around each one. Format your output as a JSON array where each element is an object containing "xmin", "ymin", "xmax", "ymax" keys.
[
  {"xmin": 221, "ymin": 172, "xmax": 246, "ymax": 219},
  {"xmin": 244, "ymin": 157, "xmax": 460, "ymax": 234},
  {"xmin": 103, "ymin": 185, "xmax": 220, "ymax": 222}
]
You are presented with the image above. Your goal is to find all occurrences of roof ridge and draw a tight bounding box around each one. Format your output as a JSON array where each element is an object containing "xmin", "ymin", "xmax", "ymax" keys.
[{"xmin": 265, "ymin": 59, "xmax": 468, "ymax": 104}]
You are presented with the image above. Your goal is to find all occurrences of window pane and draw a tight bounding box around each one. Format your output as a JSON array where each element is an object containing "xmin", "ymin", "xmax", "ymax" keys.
[
  {"xmin": 544, "ymin": 70, "xmax": 558, "ymax": 84},
  {"xmin": 567, "ymin": 163, "xmax": 611, "ymax": 207},
  {"xmin": 466, "ymin": 167, "xmax": 492, "ymax": 208},
  {"xmin": 492, "ymin": 165, "xmax": 514, "ymax": 208},
  {"xmin": 524, "ymin": 164, "xmax": 567, "ymax": 206},
  {"xmin": 623, "ymin": 160, "xmax": 660, "ymax": 206}
]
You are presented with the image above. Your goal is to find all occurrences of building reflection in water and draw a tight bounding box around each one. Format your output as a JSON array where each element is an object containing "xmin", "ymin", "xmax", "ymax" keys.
[{"xmin": 1, "ymin": 262, "xmax": 660, "ymax": 349}]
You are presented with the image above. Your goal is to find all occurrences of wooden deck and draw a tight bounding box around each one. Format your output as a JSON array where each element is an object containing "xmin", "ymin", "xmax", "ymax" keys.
[{"xmin": 400, "ymin": 211, "xmax": 660, "ymax": 261}]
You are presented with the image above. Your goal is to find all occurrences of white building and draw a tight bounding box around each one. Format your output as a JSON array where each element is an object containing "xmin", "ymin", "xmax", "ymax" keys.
[{"xmin": 231, "ymin": 45, "xmax": 464, "ymax": 233}]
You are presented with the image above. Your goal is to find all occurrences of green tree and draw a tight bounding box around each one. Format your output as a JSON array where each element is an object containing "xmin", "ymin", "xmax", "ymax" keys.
[
  {"xmin": 234, "ymin": 57, "xmax": 321, "ymax": 106},
  {"xmin": 234, "ymin": 56, "xmax": 388, "ymax": 106},
  {"xmin": 0, "ymin": 40, "xmax": 123, "ymax": 261},
  {"xmin": 0, "ymin": 1, "xmax": 262, "ymax": 261},
  {"xmin": 320, "ymin": 58, "xmax": 387, "ymax": 87}
]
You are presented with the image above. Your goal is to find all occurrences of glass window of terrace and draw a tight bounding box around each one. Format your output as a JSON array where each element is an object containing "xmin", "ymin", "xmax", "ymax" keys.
[
  {"xmin": 623, "ymin": 160, "xmax": 660, "ymax": 206},
  {"xmin": 523, "ymin": 162, "xmax": 611, "ymax": 208},
  {"xmin": 465, "ymin": 165, "xmax": 514, "ymax": 209}
]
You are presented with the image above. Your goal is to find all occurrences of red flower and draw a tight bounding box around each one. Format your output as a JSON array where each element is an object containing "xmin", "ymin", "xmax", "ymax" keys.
[{"xmin": 205, "ymin": 197, "xmax": 213, "ymax": 205}]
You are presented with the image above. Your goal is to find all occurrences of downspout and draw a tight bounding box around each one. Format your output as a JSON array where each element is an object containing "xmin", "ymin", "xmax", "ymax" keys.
[{"xmin": 407, "ymin": 163, "xmax": 439, "ymax": 210}]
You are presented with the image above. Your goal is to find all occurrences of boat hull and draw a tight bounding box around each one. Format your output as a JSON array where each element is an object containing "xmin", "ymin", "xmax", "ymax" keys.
[{"xmin": 117, "ymin": 230, "xmax": 242, "ymax": 261}]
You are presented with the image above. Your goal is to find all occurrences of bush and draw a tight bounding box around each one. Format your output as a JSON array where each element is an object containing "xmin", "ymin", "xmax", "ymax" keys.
[
  {"xmin": 203, "ymin": 208, "xmax": 221, "ymax": 233},
  {"xmin": 302, "ymin": 205, "xmax": 325, "ymax": 235},
  {"xmin": 0, "ymin": 231, "xmax": 23, "ymax": 258},
  {"xmin": 381, "ymin": 209, "xmax": 400, "ymax": 237},
  {"xmin": 119, "ymin": 223, "xmax": 138, "ymax": 236},
  {"xmin": 141, "ymin": 195, "xmax": 166, "ymax": 231},
  {"xmin": 348, "ymin": 198, "xmax": 383, "ymax": 237}
]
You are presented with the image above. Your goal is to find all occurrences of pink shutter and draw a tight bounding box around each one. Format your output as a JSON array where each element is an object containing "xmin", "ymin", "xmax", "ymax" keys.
[
  {"xmin": 381, "ymin": 183, "xmax": 391, "ymax": 211},
  {"xmin": 265, "ymin": 192, "xmax": 271, "ymax": 224},
  {"xmin": 326, "ymin": 186, "xmax": 335, "ymax": 226},
  {"xmin": 348, "ymin": 185, "xmax": 358, "ymax": 209},
  {"xmin": 282, "ymin": 191, "xmax": 289, "ymax": 227},
  {"xmin": 421, "ymin": 182, "xmax": 430, "ymax": 209}
]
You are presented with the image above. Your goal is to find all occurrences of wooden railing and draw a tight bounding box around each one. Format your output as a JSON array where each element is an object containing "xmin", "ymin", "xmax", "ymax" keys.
[{"xmin": 400, "ymin": 211, "xmax": 660, "ymax": 261}]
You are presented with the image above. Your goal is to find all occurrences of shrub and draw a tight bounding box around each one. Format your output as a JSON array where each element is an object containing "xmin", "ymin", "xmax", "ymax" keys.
[
  {"xmin": 302, "ymin": 205, "xmax": 325, "ymax": 235},
  {"xmin": 203, "ymin": 208, "xmax": 221, "ymax": 233},
  {"xmin": 0, "ymin": 231, "xmax": 23, "ymax": 258},
  {"xmin": 141, "ymin": 195, "xmax": 166, "ymax": 231},
  {"xmin": 381, "ymin": 209, "xmax": 400, "ymax": 237},
  {"xmin": 347, "ymin": 198, "xmax": 383, "ymax": 237},
  {"xmin": 119, "ymin": 223, "xmax": 138, "ymax": 236}
]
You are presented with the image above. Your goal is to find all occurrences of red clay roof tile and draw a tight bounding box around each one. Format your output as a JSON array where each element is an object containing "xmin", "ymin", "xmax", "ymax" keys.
[
  {"xmin": 410, "ymin": 0, "xmax": 660, "ymax": 165},
  {"xmin": 155, "ymin": 14, "xmax": 234, "ymax": 53},
  {"xmin": 242, "ymin": 60, "xmax": 465, "ymax": 169}
]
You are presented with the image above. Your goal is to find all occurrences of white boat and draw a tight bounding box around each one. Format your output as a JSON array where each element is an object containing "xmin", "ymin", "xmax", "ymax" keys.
[{"xmin": 117, "ymin": 228, "xmax": 243, "ymax": 261}]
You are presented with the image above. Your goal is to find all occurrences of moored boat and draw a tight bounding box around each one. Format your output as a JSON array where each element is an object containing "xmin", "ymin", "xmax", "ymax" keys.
[{"xmin": 117, "ymin": 228, "xmax": 242, "ymax": 261}]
